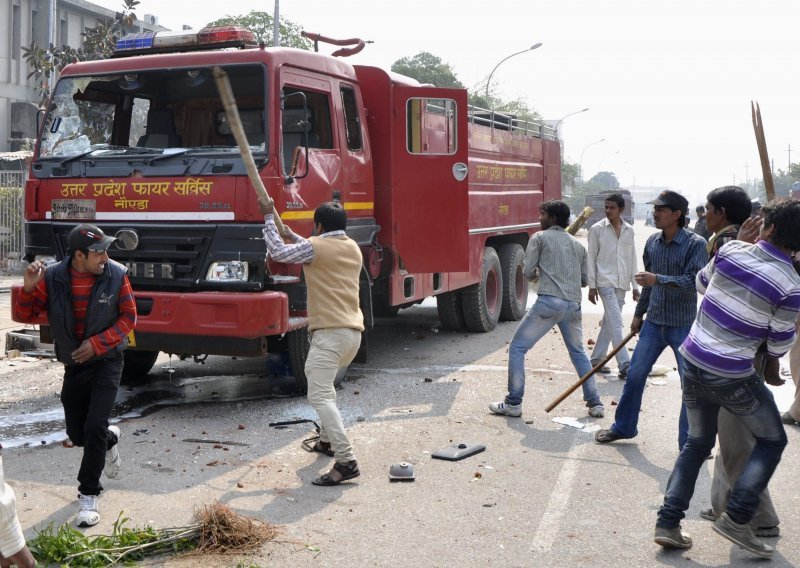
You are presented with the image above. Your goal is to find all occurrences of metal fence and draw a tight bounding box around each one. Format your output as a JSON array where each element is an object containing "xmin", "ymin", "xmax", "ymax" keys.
[{"xmin": 0, "ymin": 170, "xmax": 26, "ymax": 274}]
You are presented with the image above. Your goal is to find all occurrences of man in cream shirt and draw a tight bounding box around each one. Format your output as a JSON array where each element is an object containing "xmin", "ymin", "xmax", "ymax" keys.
[
  {"xmin": 260, "ymin": 199, "xmax": 364, "ymax": 486},
  {"xmin": 587, "ymin": 192, "xmax": 639, "ymax": 378}
]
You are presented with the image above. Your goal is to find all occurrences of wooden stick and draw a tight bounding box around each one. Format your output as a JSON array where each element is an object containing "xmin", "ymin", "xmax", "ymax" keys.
[
  {"xmin": 212, "ymin": 66, "xmax": 286, "ymax": 233},
  {"xmin": 751, "ymin": 101, "xmax": 775, "ymax": 202},
  {"xmin": 545, "ymin": 330, "xmax": 637, "ymax": 413}
]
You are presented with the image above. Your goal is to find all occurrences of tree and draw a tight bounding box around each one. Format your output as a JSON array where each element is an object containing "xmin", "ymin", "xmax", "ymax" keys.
[
  {"xmin": 205, "ymin": 11, "xmax": 311, "ymax": 50},
  {"xmin": 561, "ymin": 161, "xmax": 581, "ymax": 210},
  {"xmin": 585, "ymin": 171, "xmax": 620, "ymax": 192},
  {"xmin": 22, "ymin": 0, "xmax": 139, "ymax": 105},
  {"xmin": 391, "ymin": 52, "xmax": 464, "ymax": 89},
  {"xmin": 771, "ymin": 161, "xmax": 800, "ymax": 198}
]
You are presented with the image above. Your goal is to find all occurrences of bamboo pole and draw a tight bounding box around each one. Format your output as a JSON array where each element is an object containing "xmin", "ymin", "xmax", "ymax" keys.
[
  {"xmin": 212, "ymin": 66, "xmax": 286, "ymax": 233},
  {"xmin": 567, "ymin": 205, "xmax": 593, "ymax": 235},
  {"xmin": 751, "ymin": 101, "xmax": 775, "ymax": 202}
]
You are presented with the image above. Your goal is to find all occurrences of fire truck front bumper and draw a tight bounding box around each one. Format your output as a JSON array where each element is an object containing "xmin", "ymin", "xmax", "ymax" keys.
[{"xmin": 130, "ymin": 290, "xmax": 304, "ymax": 357}]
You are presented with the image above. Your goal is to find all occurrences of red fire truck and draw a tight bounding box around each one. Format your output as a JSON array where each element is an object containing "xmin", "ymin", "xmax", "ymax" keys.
[{"xmin": 14, "ymin": 27, "xmax": 561, "ymax": 390}]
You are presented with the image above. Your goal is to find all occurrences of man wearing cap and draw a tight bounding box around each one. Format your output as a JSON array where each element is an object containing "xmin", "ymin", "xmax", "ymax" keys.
[
  {"xmin": 14, "ymin": 223, "xmax": 136, "ymax": 527},
  {"xmin": 596, "ymin": 190, "xmax": 708, "ymax": 448}
]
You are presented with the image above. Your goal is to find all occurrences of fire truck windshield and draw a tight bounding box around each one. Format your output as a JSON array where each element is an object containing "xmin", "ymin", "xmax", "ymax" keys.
[{"xmin": 37, "ymin": 64, "xmax": 268, "ymax": 166}]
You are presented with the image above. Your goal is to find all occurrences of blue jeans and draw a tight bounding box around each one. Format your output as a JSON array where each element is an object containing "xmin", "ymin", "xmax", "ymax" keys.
[
  {"xmin": 590, "ymin": 287, "xmax": 631, "ymax": 371},
  {"xmin": 506, "ymin": 295, "xmax": 600, "ymax": 407},
  {"xmin": 609, "ymin": 320, "xmax": 690, "ymax": 447},
  {"xmin": 657, "ymin": 361, "xmax": 787, "ymax": 528}
]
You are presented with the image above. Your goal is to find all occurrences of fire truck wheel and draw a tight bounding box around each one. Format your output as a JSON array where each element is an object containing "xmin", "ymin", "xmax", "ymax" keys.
[
  {"xmin": 287, "ymin": 328, "xmax": 311, "ymax": 393},
  {"xmin": 121, "ymin": 350, "xmax": 160, "ymax": 385},
  {"xmin": 462, "ymin": 247, "xmax": 503, "ymax": 332},
  {"xmin": 498, "ymin": 243, "xmax": 528, "ymax": 321},
  {"xmin": 436, "ymin": 290, "xmax": 466, "ymax": 331}
]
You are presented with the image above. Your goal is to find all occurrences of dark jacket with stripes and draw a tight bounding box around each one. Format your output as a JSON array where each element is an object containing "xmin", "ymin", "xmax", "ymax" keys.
[{"xmin": 44, "ymin": 257, "xmax": 128, "ymax": 365}]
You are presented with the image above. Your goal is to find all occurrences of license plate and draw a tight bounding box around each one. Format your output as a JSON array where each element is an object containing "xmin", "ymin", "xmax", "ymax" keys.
[{"xmin": 51, "ymin": 199, "xmax": 96, "ymax": 219}]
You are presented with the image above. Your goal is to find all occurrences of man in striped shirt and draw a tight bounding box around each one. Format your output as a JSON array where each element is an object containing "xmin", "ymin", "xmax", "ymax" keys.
[
  {"xmin": 15, "ymin": 224, "xmax": 136, "ymax": 527},
  {"xmin": 654, "ymin": 198, "xmax": 800, "ymax": 557}
]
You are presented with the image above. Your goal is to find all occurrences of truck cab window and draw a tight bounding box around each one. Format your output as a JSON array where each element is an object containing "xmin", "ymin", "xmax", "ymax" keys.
[
  {"xmin": 340, "ymin": 86, "xmax": 362, "ymax": 151},
  {"xmin": 281, "ymin": 87, "xmax": 333, "ymax": 173},
  {"xmin": 406, "ymin": 98, "xmax": 457, "ymax": 155},
  {"xmin": 37, "ymin": 64, "xmax": 267, "ymax": 161}
]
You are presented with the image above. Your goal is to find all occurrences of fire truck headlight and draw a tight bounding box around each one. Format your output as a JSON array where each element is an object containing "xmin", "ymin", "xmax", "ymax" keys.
[{"xmin": 205, "ymin": 261, "xmax": 249, "ymax": 281}]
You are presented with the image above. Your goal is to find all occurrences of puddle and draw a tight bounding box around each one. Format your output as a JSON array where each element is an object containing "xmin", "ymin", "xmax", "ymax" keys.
[{"xmin": 0, "ymin": 369, "xmax": 304, "ymax": 449}]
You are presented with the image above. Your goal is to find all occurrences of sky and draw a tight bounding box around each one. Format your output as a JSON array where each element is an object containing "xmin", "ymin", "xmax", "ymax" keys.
[{"xmin": 92, "ymin": 0, "xmax": 799, "ymax": 206}]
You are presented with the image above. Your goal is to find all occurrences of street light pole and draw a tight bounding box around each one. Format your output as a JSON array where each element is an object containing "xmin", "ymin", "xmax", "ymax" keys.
[
  {"xmin": 597, "ymin": 150, "xmax": 620, "ymax": 173},
  {"xmin": 553, "ymin": 107, "xmax": 590, "ymax": 134},
  {"xmin": 484, "ymin": 43, "xmax": 543, "ymax": 105},
  {"xmin": 579, "ymin": 138, "xmax": 605, "ymax": 182},
  {"xmin": 597, "ymin": 150, "xmax": 620, "ymax": 188}
]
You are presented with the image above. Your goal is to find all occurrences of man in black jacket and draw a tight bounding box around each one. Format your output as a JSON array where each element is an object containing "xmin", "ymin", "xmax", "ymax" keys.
[{"xmin": 15, "ymin": 224, "xmax": 137, "ymax": 527}]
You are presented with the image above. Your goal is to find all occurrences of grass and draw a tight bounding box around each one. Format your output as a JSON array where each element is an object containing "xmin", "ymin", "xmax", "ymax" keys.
[{"xmin": 28, "ymin": 503, "xmax": 280, "ymax": 566}]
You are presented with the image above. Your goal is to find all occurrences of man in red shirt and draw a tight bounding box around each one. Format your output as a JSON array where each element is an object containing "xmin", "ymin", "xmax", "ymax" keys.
[{"xmin": 15, "ymin": 223, "xmax": 136, "ymax": 527}]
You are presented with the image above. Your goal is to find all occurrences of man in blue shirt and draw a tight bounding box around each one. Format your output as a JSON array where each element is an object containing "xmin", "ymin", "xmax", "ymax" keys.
[{"xmin": 595, "ymin": 190, "xmax": 708, "ymax": 448}]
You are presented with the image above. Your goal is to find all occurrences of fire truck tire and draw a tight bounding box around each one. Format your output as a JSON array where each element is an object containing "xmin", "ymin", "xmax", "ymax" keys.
[
  {"xmin": 121, "ymin": 350, "xmax": 159, "ymax": 385},
  {"xmin": 287, "ymin": 328, "xmax": 311, "ymax": 393},
  {"xmin": 372, "ymin": 294, "xmax": 400, "ymax": 317},
  {"xmin": 354, "ymin": 331, "xmax": 368, "ymax": 363},
  {"xmin": 437, "ymin": 290, "xmax": 465, "ymax": 330},
  {"xmin": 498, "ymin": 243, "xmax": 528, "ymax": 321},
  {"xmin": 462, "ymin": 247, "xmax": 503, "ymax": 332}
]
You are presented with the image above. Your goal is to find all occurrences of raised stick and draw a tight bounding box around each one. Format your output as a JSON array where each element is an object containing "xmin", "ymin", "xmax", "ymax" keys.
[
  {"xmin": 212, "ymin": 66, "xmax": 285, "ymax": 233},
  {"xmin": 751, "ymin": 101, "xmax": 775, "ymax": 202}
]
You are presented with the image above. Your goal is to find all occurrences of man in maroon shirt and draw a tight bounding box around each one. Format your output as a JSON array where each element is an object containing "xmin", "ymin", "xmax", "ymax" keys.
[{"xmin": 15, "ymin": 223, "xmax": 136, "ymax": 527}]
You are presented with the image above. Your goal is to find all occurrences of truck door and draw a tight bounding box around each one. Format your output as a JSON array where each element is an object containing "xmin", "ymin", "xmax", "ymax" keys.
[{"xmin": 391, "ymin": 87, "xmax": 469, "ymax": 273}]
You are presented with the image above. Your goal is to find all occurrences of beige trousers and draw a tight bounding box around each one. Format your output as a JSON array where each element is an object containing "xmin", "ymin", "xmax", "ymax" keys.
[
  {"xmin": 305, "ymin": 328, "xmax": 361, "ymax": 464},
  {"xmin": 788, "ymin": 319, "xmax": 800, "ymax": 421},
  {"xmin": 710, "ymin": 409, "xmax": 779, "ymax": 528}
]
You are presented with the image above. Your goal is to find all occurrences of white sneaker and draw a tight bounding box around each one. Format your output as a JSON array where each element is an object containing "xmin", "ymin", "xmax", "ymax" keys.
[
  {"xmin": 76, "ymin": 493, "xmax": 100, "ymax": 527},
  {"xmin": 105, "ymin": 425, "xmax": 121, "ymax": 479},
  {"xmin": 488, "ymin": 401, "xmax": 522, "ymax": 417}
]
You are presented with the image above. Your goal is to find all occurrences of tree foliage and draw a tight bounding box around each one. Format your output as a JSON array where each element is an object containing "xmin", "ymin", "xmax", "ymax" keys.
[
  {"xmin": 771, "ymin": 162, "xmax": 800, "ymax": 198},
  {"xmin": 585, "ymin": 171, "xmax": 620, "ymax": 192},
  {"xmin": 205, "ymin": 11, "xmax": 311, "ymax": 49},
  {"xmin": 391, "ymin": 52, "xmax": 540, "ymax": 122},
  {"xmin": 22, "ymin": 0, "xmax": 140, "ymax": 105},
  {"xmin": 391, "ymin": 52, "xmax": 464, "ymax": 89},
  {"xmin": 561, "ymin": 161, "xmax": 580, "ymax": 205}
]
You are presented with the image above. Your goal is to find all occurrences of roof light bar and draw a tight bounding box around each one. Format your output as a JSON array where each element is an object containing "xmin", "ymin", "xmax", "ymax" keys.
[{"xmin": 115, "ymin": 26, "xmax": 257, "ymax": 56}]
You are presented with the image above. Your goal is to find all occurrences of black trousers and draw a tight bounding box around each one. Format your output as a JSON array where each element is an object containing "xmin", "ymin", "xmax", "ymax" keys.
[{"xmin": 61, "ymin": 356, "xmax": 122, "ymax": 495}]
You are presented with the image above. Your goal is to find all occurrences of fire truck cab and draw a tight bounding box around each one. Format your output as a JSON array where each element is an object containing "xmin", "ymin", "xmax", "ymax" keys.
[{"xmin": 17, "ymin": 27, "xmax": 561, "ymax": 390}]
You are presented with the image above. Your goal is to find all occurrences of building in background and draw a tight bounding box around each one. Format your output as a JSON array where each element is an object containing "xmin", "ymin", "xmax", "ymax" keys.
[{"xmin": 0, "ymin": 0, "xmax": 164, "ymax": 152}]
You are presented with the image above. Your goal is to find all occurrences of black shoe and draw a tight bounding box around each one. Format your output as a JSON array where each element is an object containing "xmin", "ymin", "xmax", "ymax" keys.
[
  {"xmin": 595, "ymin": 428, "xmax": 626, "ymax": 443},
  {"xmin": 591, "ymin": 362, "xmax": 612, "ymax": 374}
]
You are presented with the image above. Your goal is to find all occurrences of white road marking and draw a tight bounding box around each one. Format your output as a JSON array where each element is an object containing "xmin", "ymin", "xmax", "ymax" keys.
[{"xmin": 530, "ymin": 439, "xmax": 583, "ymax": 552}]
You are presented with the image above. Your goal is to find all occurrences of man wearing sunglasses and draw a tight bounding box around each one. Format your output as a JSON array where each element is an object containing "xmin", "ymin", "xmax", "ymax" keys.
[{"xmin": 15, "ymin": 223, "xmax": 137, "ymax": 528}]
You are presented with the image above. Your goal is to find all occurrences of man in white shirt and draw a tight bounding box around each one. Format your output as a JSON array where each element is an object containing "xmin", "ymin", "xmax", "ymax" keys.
[{"xmin": 587, "ymin": 193, "xmax": 640, "ymax": 378}]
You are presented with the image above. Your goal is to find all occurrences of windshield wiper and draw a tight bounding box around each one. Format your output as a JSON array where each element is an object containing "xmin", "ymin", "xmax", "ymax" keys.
[
  {"xmin": 58, "ymin": 149, "xmax": 97, "ymax": 167},
  {"xmin": 146, "ymin": 148, "xmax": 191, "ymax": 165},
  {"xmin": 55, "ymin": 145, "xmax": 133, "ymax": 167}
]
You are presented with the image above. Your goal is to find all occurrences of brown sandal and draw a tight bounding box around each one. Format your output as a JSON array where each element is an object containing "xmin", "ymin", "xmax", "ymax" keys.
[
  {"xmin": 312, "ymin": 460, "xmax": 360, "ymax": 486},
  {"xmin": 311, "ymin": 440, "xmax": 334, "ymax": 457}
]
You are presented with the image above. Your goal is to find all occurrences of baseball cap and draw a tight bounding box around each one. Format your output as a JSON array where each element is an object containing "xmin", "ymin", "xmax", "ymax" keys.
[
  {"xmin": 67, "ymin": 224, "xmax": 116, "ymax": 253},
  {"xmin": 648, "ymin": 190, "xmax": 689, "ymax": 214}
]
